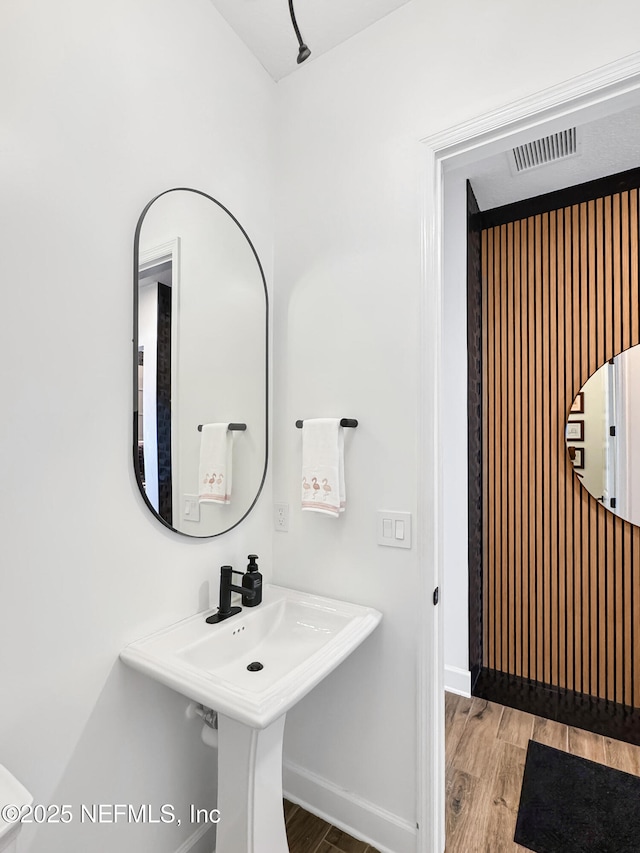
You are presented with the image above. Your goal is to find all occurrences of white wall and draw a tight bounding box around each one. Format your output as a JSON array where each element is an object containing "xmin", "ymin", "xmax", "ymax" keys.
[
  {"xmin": 272, "ymin": 1, "xmax": 640, "ymax": 849},
  {"xmin": 0, "ymin": 1, "xmax": 275, "ymax": 851}
]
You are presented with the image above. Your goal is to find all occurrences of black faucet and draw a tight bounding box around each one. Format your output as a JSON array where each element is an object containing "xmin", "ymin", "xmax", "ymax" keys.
[{"xmin": 206, "ymin": 565, "xmax": 255, "ymax": 624}]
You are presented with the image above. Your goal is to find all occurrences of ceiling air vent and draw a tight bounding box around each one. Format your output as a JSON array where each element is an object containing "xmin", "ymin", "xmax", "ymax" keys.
[{"xmin": 511, "ymin": 128, "xmax": 578, "ymax": 173}]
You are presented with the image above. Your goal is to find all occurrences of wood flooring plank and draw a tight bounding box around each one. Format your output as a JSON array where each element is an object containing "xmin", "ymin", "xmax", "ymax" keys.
[
  {"xmin": 453, "ymin": 698, "xmax": 504, "ymax": 779},
  {"xmin": 445, "ymin": 768, "xmax": 487, "ymax": 853},
  {"xmin": 284, "ymin": 798, "xmax": 299, "ymax": 824},
  {"xmin": 445, "ymin": 693, "xmax": 473, "ymax": 769},
  {"xmin": 299, "ymin": 827, "xmax": 380, "ymax": 853},
  {"xmin": 603, "ymin": 737, "xmax": 640, "ymax": 775},
  {"xmin": 567, "ymin": 726, "xmax": 605, "ymax": 763},
  {"xmin": 285, "ymin": 807, "xmax": 331, "ymax": 853},
  {"xmin": 496, "ymin": 706, "xmax": 534, "ymax": 749},
  {"xmin": 445, "ymin": 691, "xmax": 460, "ymax": 716},
  {"xmin": 449, "ymin": 731, "xmax": 510, "ymax": 852},
  {"xmin": 482, "ymin": 741, "xmax": 527, "ymax": 853},
  {"xmin": 531, "ymin": 716, "xmax": 568, "ymax": 752},
  {"xmin": 324, "ymin": 826, "xmax": 369, "ymax": 852}
]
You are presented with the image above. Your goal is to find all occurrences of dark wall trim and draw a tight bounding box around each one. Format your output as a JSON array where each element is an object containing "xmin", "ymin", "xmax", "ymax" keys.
[
  {"xmin": 467, "ymin": 180, "xmax": 483, "ymax": 688},
  {"xmin": 475, "ymin": 667, "xmax": 640, "ymax": 748},
  {"xmin": 479, "ymin": 165, "xmax": 640, "ymax": 228}
]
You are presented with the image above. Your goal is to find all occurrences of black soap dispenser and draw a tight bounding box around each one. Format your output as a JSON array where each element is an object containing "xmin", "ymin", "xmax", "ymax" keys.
[{"xmin": 242, "ymin": 554, "xmax": 262, "ymax": 607}]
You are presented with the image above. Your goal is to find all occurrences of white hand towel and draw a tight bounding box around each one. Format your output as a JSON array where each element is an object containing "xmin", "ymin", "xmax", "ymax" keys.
[
  {"xmin": 199, "ymin": 424, "xmax": 232, "ymax": 504},
  {"xmin": 301, "ymin": 418, "xmax": 345, "ymax": 517}
]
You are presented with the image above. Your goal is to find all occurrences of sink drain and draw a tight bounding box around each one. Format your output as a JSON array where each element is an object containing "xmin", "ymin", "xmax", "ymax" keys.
[{"xmin": 247, "ymin": 661, "xmax": 264, "ymax": 672}]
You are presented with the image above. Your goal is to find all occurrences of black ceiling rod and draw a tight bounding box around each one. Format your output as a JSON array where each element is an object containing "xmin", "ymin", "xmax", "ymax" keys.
[{"xmin": 288, "ymin": 0, "xmax": 311, "ymax": 64}]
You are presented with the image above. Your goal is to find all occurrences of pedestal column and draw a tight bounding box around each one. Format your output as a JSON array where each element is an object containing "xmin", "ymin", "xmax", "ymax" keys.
[{"xmin": 215, "ymin": 713, "xmax": 289, "ymax": 853}]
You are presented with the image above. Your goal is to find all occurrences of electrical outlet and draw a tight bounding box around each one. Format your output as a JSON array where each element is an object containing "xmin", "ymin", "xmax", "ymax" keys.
[{"xmin": 274, "ymin": 502, "xmax": 289, "ymax": 532}]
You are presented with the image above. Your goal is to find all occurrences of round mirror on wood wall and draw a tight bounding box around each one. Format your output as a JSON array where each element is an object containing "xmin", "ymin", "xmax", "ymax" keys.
[
  {"xmin": 566, "ymin": 343, "xmax": 640, "ymax": 526},
  {"xmin": 133, "ymin": 188, "xmax": 268, "ymax": 537}
]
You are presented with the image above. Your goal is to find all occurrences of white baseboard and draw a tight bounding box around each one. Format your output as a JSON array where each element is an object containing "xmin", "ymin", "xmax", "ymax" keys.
[
  {"xmin": 283, "ymin": 759, "xmax": 417, "ymax": 853},
  {"xmin": 444, "ymin": 665, "xmax": 471, "ymax": 697},
  {"xmin": 174, "ymin": 822, "xmax": 215, "ymax": 853}
]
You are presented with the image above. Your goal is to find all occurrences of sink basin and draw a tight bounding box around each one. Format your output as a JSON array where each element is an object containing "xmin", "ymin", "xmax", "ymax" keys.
[{"xmin": 120, "ymin": 584, "xmax": 381, "ymax": 729}]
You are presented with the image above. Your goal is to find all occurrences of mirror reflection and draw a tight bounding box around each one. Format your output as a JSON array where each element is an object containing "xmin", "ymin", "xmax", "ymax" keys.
[
  {"xmin": 134, "ymin": 188, "xmax": 268, "ymax": 537},
  {"xmin": 566, "ymin": 344, "xmax": 640, "ymax": 526}
]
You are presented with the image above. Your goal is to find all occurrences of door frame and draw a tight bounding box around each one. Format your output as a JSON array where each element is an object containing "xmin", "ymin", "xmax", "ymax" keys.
[
  {"xmin": 417, "ymin": 50, "xmax": 640, "ymax": 853},
  {"xmin": 138, "ymin": 238, "xmax": 181, "ymax": 519}
]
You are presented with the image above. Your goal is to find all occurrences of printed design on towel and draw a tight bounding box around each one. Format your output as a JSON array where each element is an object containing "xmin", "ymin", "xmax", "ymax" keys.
[
  {"xmin": 301, "ymin": 473, "xmax": 344, "ymax": 516},
  {"xmin": 302, "ymin": 476, "xmax": 334, "ymax": 502},
  {"xmin": 203, "ymin": 472, "xmax": 224, "ymax": 486},
  {"xmin": 200, "ymin": 471, "xmax": 229, "ymax": 503}
]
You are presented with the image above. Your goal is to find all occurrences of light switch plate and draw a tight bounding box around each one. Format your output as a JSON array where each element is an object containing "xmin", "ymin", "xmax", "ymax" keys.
[
  {"xmin": 377, "ymin": 510, "xmax": 412, "ymax": 548},
  {"xmin": 183, "ymin": 495, "xmax": 200, "ymax": 522}
]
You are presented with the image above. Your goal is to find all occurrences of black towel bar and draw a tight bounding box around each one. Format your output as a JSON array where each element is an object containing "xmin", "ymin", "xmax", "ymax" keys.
[
  {"xmin": 197, "ymin": 423, "xmax": 247, "ymax": 432},
  {"xmin": 295, "ymin": 419, "xmax": 358, "ymax": 428}
]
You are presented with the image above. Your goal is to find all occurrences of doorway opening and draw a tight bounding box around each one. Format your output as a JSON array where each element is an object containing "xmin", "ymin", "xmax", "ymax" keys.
[
  {"xmin": 417, "ymin": 52, "xmax": 640, "ymax": 853},
  {"xmin": 138, "ymin": 256, "xmax": 174, "ymax": 525}
]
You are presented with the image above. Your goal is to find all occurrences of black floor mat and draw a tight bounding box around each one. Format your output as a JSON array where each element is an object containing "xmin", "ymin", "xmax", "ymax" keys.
[{"xmin": 515, "ymin": 739, "xmax": 640, "ymax": 853}]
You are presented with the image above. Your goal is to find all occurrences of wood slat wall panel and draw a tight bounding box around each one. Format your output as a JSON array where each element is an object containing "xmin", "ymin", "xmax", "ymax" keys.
[{"xmin": 482, "ymin": 189, "xmax": 640, "ymax": 705}]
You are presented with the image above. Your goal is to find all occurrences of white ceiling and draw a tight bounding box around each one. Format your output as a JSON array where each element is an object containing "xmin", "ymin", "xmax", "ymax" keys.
[
  {"xmin": 468, "ymin": 105, "xmax": 640, "ymax": 210},
  {"xmin": 208, "ymin": 0, "xmax": 413, "ymax": 81},
  {"xmin": 208, "ymin": 1, "xmax": 640, "ymax": 195}
]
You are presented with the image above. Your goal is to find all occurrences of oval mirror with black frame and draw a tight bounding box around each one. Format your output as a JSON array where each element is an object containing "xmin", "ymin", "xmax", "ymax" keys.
[
  {"xmin": 133, "ymin": 188, "xmax": 268, "ymax": 537},
  {"xmin": 566, "ymin": 343, "xmax": 640, "ymax": 527}
]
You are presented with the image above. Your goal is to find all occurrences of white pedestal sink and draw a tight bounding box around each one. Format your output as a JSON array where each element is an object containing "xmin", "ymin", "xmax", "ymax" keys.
[{"xmin": 120, "ymin": 584, "xmax": 381, "ymax": 853}]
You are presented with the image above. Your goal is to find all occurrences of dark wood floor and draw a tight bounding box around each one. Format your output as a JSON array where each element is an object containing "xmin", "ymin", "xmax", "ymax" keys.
[
  {"xmin": 445, "ymin": 691, "xmax": 640, "ymax": 852},
  {"xmin": 284, "ymin": 799, "xmax": 380, "ymax": 853}
]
